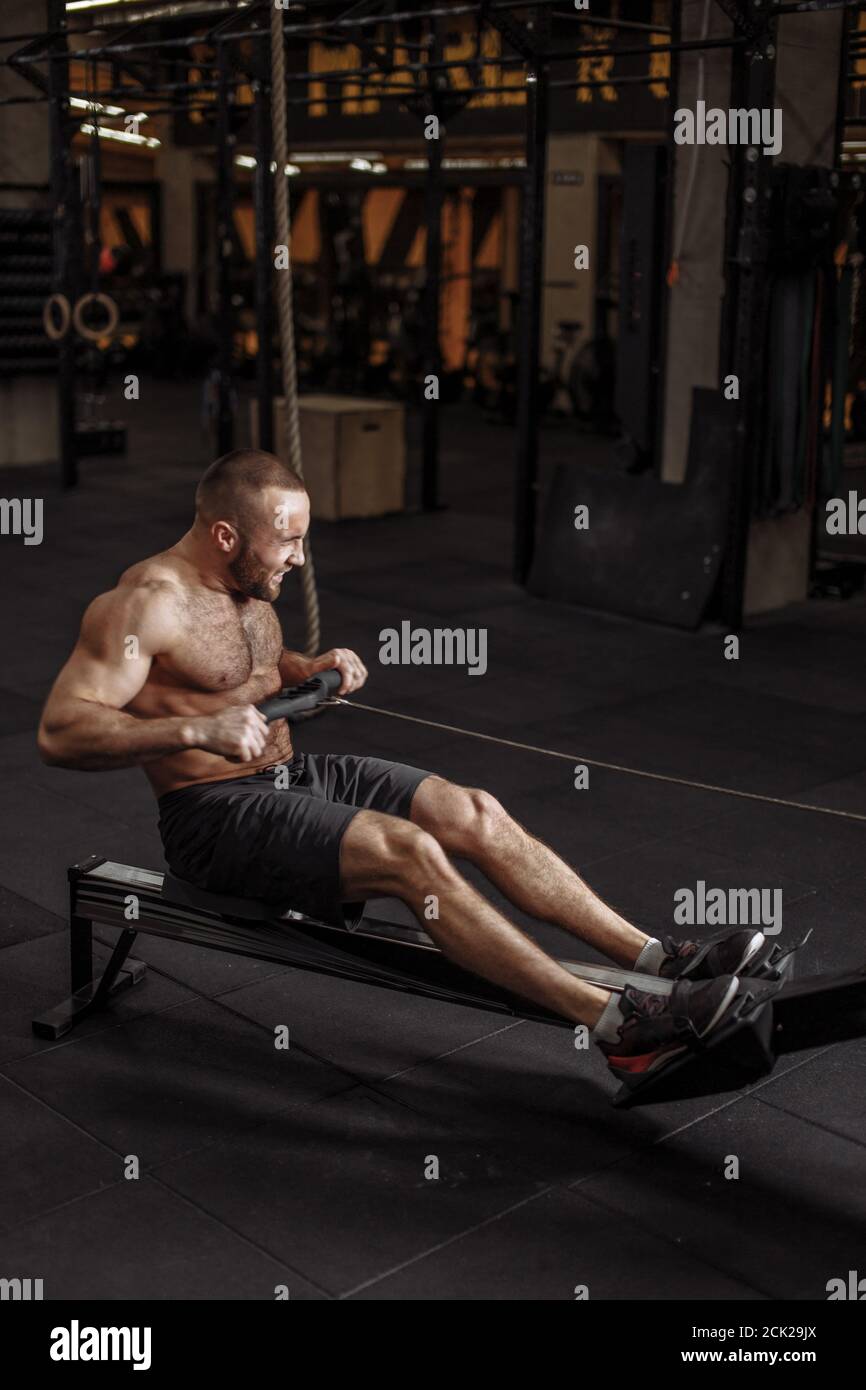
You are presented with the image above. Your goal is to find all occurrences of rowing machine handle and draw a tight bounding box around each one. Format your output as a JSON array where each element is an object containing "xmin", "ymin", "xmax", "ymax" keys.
[{"xmin": 256, "ymin": 668, "xmax": 342, "ymax": 724}]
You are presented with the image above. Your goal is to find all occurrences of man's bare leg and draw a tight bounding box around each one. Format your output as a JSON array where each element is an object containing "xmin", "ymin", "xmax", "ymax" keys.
[
  {"xmin": 340, "ymin": 809, "xmax": 612, "ymax": 1028},
  {"xmin": 409, "ymin": 776, "xmax": 649, "ymax": 969}
]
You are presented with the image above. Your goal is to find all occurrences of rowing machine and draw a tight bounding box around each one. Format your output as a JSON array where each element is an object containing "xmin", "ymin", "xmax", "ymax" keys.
[
  {"xmin": 31, "ymin": 672, "xmax": 866, "ymax": 1107},
  {"xmin": 32, "ymin": 852, "xmax": 843, "ymax": 1109}
]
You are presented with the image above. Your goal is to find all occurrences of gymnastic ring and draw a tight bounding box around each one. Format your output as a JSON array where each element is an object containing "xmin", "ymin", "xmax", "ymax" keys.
[
  {"xmin": 43, "ymin": 293, "xmax": 71, "ymax": 342},
  {"xmin": 72, "ymin": 291, "xmax": 119, "ymax": 343}
]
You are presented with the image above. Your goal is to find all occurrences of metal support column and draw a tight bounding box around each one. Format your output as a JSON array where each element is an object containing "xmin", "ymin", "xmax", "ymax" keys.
[
  {"xmin": 717, "ymin": 2, "xmax": 778, "ymax": 627},
  {"xmin": 216, "ymin": 43, "xmax": 235, "ymax": 456},
  {"xmin": 47, "ymin": 0, "xmax": 76, "ymax": 487},
  {"xmin": 84, "ymin": 106, "xmax": 102, "ymax": 294},
  {"xmin": 68, "ymin": 864, "xmax": 93, "ymax": 992},
  {"xmin": 69, "ymin": 915, "xmax": 93, "ymax": 993},
  {"xmin": 422, "ymin": 22, "xmax": 445, "ymax": 512},
  {"xmin": 834, "ymin": 1, "xmax": 852, "ymax": 166},
  {"xmin": 253, "ymin": 27, "xmax": 274, "ymax": 452},
  {"xmin": 513, "ymin": 59, "xmax": 549, "ymax": 583}
]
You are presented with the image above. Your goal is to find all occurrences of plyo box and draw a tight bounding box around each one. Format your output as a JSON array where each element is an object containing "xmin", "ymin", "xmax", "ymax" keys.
[{"xmin": 251, "ymin": 393, "xmax": 406, "ymax": 520}]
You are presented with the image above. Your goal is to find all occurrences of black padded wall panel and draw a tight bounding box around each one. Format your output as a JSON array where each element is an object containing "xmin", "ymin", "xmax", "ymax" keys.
[{"xmin": 528, "ymin": 388, "xmax": 734, "ymax": 628}]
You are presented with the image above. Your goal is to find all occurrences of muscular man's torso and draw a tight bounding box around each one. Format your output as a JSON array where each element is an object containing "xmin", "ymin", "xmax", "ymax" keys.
[{"xmin": 123, "ymin": 551, "xmax": 292, "ymax": 797}]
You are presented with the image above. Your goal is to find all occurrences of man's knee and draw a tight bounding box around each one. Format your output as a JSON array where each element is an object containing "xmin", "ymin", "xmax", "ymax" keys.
[
  {"xmin": 382, "ymin": 818, "xmax": 452, "ymax": 889},
  {"xmin": 435, "ymin": 784, "xmax": 508, "ymax": 852},
  {"xmin": 343, "ymin": 811, "xmax": 453, "ymax": 896}
]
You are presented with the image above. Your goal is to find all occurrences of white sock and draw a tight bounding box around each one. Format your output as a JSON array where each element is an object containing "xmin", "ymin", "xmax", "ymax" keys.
[
  {"xmin": 634, "ymin": 937, "xmax": 667, "ymax": 975},
  {"xmin": 592, "ymin": 991, "xmax": 627, "ymax": 1044}
]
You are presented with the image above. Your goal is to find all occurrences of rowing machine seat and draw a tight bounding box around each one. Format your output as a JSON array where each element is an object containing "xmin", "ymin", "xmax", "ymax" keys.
[{"xmin": 162, "ymin": 872, "xmax": 305, "ymax": 922}]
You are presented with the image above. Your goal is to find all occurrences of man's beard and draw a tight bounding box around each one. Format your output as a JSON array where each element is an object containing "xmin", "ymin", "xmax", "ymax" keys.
[{"xmin": 229, "ymin": 542, "xmax": 279, "ymax": 601}]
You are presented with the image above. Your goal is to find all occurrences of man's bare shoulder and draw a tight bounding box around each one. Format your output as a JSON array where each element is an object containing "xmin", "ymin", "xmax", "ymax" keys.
[
  {"xmin": 116, "ymin": 547, "xmax": 199, "ymax": 597},
  {"xmin": 81, "ymin": 553, "xmax": 194, "ymax": 654}
]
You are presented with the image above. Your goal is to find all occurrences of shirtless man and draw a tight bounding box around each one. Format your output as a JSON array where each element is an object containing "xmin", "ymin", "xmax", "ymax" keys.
[{"xmin": 38, "ymin": 449, "xmax": 762, "ymax": 1085}]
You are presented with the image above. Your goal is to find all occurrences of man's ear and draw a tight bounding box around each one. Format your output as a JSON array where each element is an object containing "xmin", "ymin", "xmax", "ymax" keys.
[{"xmin": 212, "ymin": 521, "xmax": 238, "ymax": 554}]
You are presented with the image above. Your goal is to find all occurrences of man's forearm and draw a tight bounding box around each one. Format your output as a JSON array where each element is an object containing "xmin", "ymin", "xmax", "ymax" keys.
[
  {"xmin": 278, "ymin": 649, "xmax": 315, "ymax": 686},
  {"xmin": 39, "ymin": 706, "xmax": 200, "ymax": 771}
]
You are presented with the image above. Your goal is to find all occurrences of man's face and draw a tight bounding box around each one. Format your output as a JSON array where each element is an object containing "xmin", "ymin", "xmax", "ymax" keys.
[{"xmin": 228, "ymin": 490, "xmax": 310, "ymax": 601}]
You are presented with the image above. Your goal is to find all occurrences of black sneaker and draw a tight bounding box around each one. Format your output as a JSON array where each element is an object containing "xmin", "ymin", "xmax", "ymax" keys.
[
  {"xmin": 597, "ymin": 974, "xmax": 741, "ymax": 1084},
  {"xmin": 655, "ymin": 929, "xmax": 765, "ymax": 981}
]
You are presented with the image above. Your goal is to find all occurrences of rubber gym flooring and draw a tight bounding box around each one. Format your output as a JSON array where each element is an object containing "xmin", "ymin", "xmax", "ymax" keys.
[{"xmin": 1, "ymin": 382, "xmax": 865, "ymax": 1300}]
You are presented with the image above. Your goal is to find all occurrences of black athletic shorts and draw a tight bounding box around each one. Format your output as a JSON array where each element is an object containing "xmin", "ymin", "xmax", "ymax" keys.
[{"xmin": 157, "ymin": 752, "xmax": 432, "ymax": 930}]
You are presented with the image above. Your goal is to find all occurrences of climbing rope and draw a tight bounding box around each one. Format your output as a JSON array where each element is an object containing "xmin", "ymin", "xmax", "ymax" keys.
[{"xmin": 270, "ymin": 6, "xmax": 321, "ymax": 657}]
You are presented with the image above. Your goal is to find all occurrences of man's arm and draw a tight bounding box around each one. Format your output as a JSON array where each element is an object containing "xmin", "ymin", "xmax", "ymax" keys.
[
  {"xmin": 37, "ymin": 582, "xmax": 268, "ymax": 770},
  {"xmin": 279, "ymin": 646, "xmax": 369, "ymax": 695},
  {"xmin": 277, "ymin": 649, "xmax": 315, "ymax": 687}
]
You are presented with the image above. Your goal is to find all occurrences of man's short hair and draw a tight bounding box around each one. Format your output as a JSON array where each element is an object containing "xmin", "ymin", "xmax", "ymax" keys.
[{"xmin": 196, "ymin": 449, "xmax": 306, "ymax": 533}]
